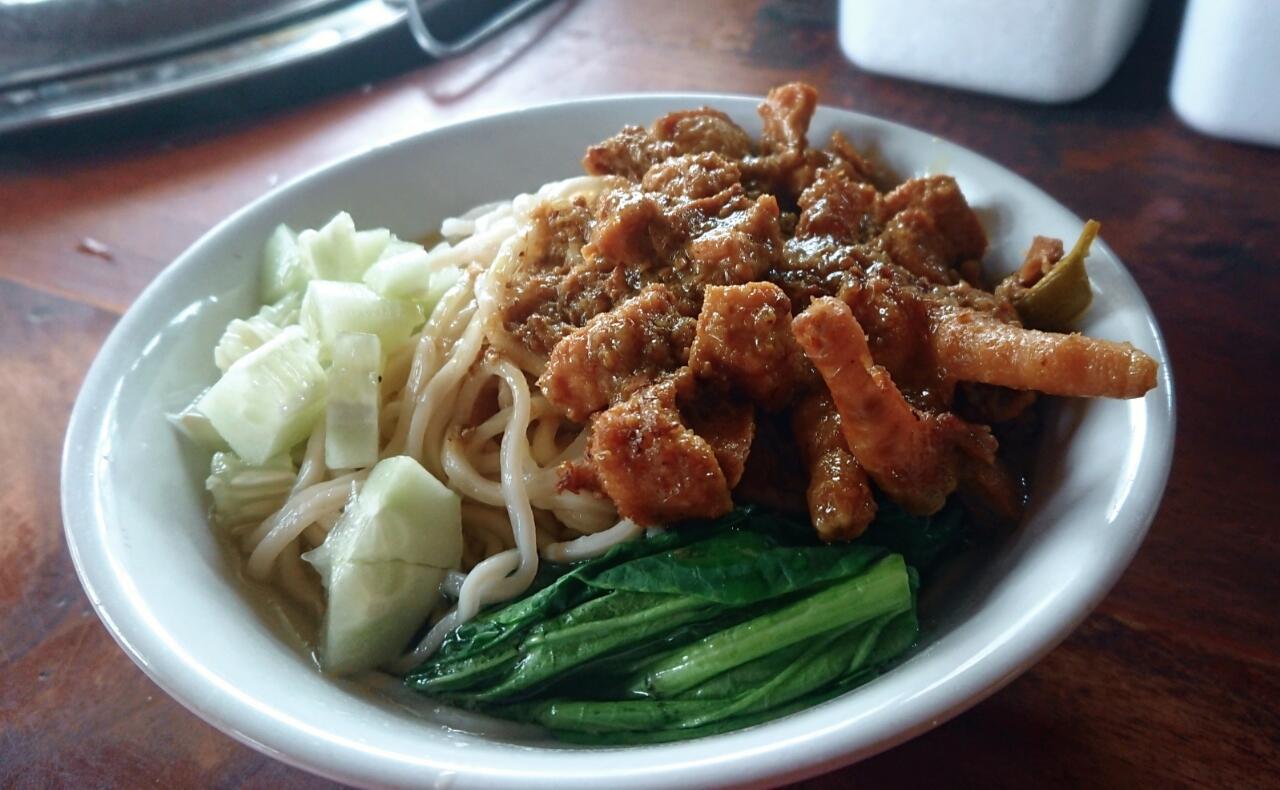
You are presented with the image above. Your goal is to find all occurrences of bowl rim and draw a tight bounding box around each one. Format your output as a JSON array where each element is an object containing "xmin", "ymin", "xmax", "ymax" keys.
[{"xmin": 61, "ymin": 91, "xmax": 1176, "ymax": 788}]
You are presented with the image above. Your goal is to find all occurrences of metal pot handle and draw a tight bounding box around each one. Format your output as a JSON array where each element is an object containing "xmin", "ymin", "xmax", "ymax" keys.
[{"xmin": 391, "ymin": 0, "xmax": 546, "ymax": 58}]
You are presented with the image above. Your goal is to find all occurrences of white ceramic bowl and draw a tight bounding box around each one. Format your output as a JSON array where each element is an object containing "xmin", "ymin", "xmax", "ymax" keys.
[{"xmin": 62, "ymin": 94, "xmax": 1175, "ymax": 788}]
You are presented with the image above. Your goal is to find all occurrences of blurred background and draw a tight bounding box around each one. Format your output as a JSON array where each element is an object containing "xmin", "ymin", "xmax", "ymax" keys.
[{"xmin": 2, "ymin": 0, "xmax": 1274, "ymax": 313}]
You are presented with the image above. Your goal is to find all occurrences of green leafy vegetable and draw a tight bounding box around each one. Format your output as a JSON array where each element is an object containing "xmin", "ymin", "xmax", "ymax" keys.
[
  {"xmin": 514, "ymin": 614, "xmax": 898, "ymax": 734},
  {"xmin": 621, "ymin": 554, "xmax": 910, "ymax": 698},
  {"xmin": 467, "ymin": 592, "xmax": 722, "ymax": 702},
  {"xmin": 422, "ymin": 524, "xmax": 707, "ymax": 673},
  {"xmin": 588, "ymin": 530, "xmax": 887, "ymax": 605},
  {"xmin": 405, "ymin": 505, "xmax": 959, "ymax": 743},
  {"xmin": 557, "ymin": 608, "xmax": 921, "ymax": 745},
  {"xmin": 862, "ymin": 498, "xmax": 965, "ymax": 573}
]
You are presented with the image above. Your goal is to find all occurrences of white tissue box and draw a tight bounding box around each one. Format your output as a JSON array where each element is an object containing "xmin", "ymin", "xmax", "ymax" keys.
[
  {"xmin": 1170, "ymin": 0, "xmax": 1280, "ymax": 148},
  {"xmin": 838, "ymin": 0, "xmax": 1150, "ymax": 103}
]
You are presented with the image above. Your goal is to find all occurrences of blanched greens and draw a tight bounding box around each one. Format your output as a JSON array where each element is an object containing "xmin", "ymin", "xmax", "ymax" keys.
[{"xmin": 404, "ymin": 505, "xmax": 963, "ymax": 744}]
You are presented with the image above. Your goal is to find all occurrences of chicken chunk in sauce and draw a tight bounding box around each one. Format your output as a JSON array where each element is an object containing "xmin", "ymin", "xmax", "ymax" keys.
[
  {"xmin": 499, "ymin": 82, "xmax": 1157, "ymax": 535},
  {"xmin": 580, "ymin": 372, "xmax": 737, "ymax": 525},
  {"xmin": 688, "ymin": 282, "xmax": 806, "ymax": 411}
]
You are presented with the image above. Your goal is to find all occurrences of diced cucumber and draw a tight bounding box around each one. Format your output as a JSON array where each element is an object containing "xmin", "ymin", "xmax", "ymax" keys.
[
  {"xmin": 214, "ymin": 292, "xmax": 304, "ymax": 371},
  {"xmin": 206, "ymin": 451, "xmax": 296, "ymax": 529},
  {"xmin": 298, "ymin": 213, "xmax": 391, "ymax": 283},
  {"xmin": 325, "ymin": 332, "xmax": 382, "ymax": 470},
  {"xmin": 213, "ymin": 316, "xmax": 281, "ymax": 372},
  {"xmin": 303, "ymin": 456, "xmax": 464, "ymax": 673},
  {"xmin": 261, "ymin": 224, "xmax": 312, "ymax": 304},
  {"xmin": 298, "ymin": 213, "xmax": 357, "ymax": 282},
  {"xmin": 198, "ymin": 325, "xmax": 327, "ymax": 465},
  {"xmin": 363, "ymin": 241, "xmax": 463, "ymax": 318},
  {"xmin": 362, "ymin": 246, "xmax": 432, "ymax": 300},
  {"xmin": 317, "ymin": 562, "xmax": 447, "ymax": 676},
  {"xmin": 300, "ymin": 280, "xmax": 423, "ymax": 359},
  {"xmin": 259, "ymin": 290, "xmax": 303, "ymax": 327},
  {"xmin": 167, "ymin": 394, "xmax": 229, "ymax": 452},
  {"xmin": 381, "ymin": 238, "xmax": 423, "ymax": 259},
  {"xmin": 355, "ymin": 227, "xmax": 392, "ymax": 269}
]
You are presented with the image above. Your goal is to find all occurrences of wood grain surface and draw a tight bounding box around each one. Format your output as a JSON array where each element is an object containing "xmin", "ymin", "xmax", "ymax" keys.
[{"xmin": 2, "ymin": 1, "xmax": 1277, "ymax": 786}]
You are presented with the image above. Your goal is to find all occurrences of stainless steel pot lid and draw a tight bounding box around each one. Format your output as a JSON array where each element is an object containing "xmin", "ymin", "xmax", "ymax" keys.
[
  {"xmin": 0, "ymin": 0, "xmax": 544, "ymax": 134},
  {"xmin": 0, "ymin": 0, "xmax": 344, "ymax": 90}
]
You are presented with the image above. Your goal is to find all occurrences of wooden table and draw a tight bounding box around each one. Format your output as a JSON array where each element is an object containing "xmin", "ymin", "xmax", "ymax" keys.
[{"xmin": 3, "ymin": 1, "xmax": 1277, "ymax": 785}]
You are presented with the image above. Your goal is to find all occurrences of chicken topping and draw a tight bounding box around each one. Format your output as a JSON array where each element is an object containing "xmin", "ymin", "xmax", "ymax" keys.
[
  {"xmin": 528, "ymin": 81, "xmax": 1158, "ymax": 532},
  {"xmin": 540, "ymin": 284, "xmax": 695, "ymax": 422},
  {"xmin": 791, "ymin": 391, "xmax": 877, "ymax": 541},
  {"xmin": 688, "ymin": 282, "xmax": 805, "ymax": 411},
  {"xmin": 584, "ymin": 372, "xmax": 734, "ymax": 525}
]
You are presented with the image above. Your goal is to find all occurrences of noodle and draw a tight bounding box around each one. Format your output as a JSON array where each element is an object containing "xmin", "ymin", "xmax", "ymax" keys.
[
  {"xmin": 542, "ymin": 519, "xmax": 643, "ymax": 563},
  {"xmin": 290, "ymin": 421, "xmax": 328, "ymax": 497},
  {"xmin": 276, "ymin": 540, "xmax": 324, "ymax": 614},
  {"xmin": 246, "ymin": 472, "xmax": 365, "ymax": 579},
  {"xmin": 231, "ymin": 177, "xmax": 640, "ymax": 670}
]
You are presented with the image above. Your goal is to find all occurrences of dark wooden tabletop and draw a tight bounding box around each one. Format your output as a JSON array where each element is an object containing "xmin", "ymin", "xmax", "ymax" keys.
[{"xmin": 3, "ymin": 1, "xmax": 1277, "ymax": 786}]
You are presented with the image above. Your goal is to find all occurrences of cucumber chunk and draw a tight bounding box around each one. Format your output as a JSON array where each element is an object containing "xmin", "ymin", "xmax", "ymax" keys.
[
  {"xmin": 355, "ymin": 228, "xmax": 392, "ymax": 269},
  {"xmin": 303, "ymin": 456, "xmax": 463, "ymax": 674},
  {"xmin": 198, "ymin": 325, "xmax": 327, "ymax": 465},
  {"xmin": 364, "ymin": 243, "xmax": 462, "ymax": 319},
  {"xmin": 325, "ymin": 332, "xmax": 382, "ymax": 470},
  {"xmin": 298, "ymin": 213, "xmax": 390, "ymax": 283},
  {"xmin": 260, "ymin": 224, "xmax": 311, "ymax": 303},
  {"xmin": 258, "ymin": 290, "xmax": 302, "ymax": 326},
  {"xmin": 167, "ymin": 394, "xmax": 229, "ymax": 452},
  {"xmin": 214, "ymin": 292, "xmax": 303, "ymax": 372},
  {"xmin": 300, "ymin": 280, "xmax": 423, "ymax": 359},
  {"xmin": 362, "ymin": 246, "xmax": 432, "ymax": 300},
  {"xmin": 317, "ymin": 562, "xmax": 447, "ymax": 676},
  {"xmin": 206, "ymin": 451, "xmax": 296, "ymax": 530},
  {"xmin": 213, "ymin": 316, "xmax": 281, "ymax": 373}
]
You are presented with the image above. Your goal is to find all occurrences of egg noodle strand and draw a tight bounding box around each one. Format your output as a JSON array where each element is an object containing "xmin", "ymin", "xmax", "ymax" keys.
[{"xmin": 233, "ymin": 177, "xmax": 637, "ymax": 672}]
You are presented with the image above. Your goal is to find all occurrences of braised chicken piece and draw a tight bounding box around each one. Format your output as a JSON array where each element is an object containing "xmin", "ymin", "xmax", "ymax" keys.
[
  {"xmin": 795, "ymin": 168, "xmax": 881, "ymax": 243},
  {"xmin": 734, "ymin": 413, "xmax": 810, "ymax": 516},
  {"xmin": 539, "ymin": 284, "xmax": 695, "ymax": 422},
  {"xmin": 583, "ymin": 107, "xmax": 752, "ymax": 180},
  {"xmin": 793, "ymin": 297, "xmax": 997, "ymax": 516},
  {"xmin": 533, "ymin": 81, "xmax": 1158, "ymax": 535},
  {"xmin": 682, "ymin": 392, "xmax": 755, "ymax": 489},
  {"xmin": 642, "ymin": 152, "xmax": 743, "ymax": 200},
  {"xmin": 652, "ymin": 108, "xmax": 754, "ymax": 159},
  {"xmin": 875, "ymin": 175, "xmax": 987, "ymax": 285},
  {"xmin": 491, "ymin": 194, "xmax": 602, "ymax": 371},
  {"xmin": 791, "ymin": 391, "xmax": 877, "ymax": 541},
  {"xmin": 931, "ymin": 315, "xmax": 1158, "ymax": 399},
  {"xmin": 688, "ymin": 282, "xmax": 806, "ymax": 411},
  {"xmin": 495, "ymin": 181, "xmax": 783, "ymax": 383},
  {"xmin": 581, "ymin": 371, "xmax": 735, "ymax": 525}
]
